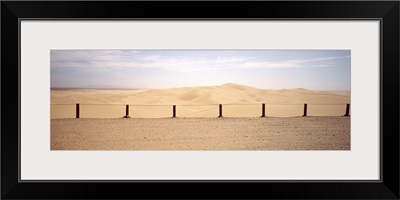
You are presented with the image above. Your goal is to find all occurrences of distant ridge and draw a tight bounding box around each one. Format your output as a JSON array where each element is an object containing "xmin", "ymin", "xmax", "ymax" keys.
[{"xmin": 219, "ymin": 83, "xmax": 263, "ymax": 90}]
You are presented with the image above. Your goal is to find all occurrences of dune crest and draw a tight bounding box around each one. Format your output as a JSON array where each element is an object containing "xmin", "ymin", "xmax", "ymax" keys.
[{"xmin": 51, "ymin": 83, "xmax": 350, "ymax": 105}]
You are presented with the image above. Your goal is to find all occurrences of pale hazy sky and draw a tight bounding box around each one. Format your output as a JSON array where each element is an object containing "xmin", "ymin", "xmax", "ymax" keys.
[{"xmin": 51, "ymin": 50, "xmax": 351, "ymax": 90}]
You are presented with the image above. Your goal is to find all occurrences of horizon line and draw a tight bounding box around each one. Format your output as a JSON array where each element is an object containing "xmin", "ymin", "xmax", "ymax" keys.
[{"xmin": 50, "ymin": 83, "xmax": 351, "ymax": 92}]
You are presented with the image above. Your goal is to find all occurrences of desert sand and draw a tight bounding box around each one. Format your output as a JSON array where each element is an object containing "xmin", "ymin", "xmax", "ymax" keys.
[
  {"xmin": 51, "ymin": 83, "xmax": 350, "ymax": 118},
  {"xmin": 51, "ymin": 117, "xmax": 350, "ymax": 150},
  {"xmin": 51, "ymin": 83, "xmax": 350, "ymax": 150}
]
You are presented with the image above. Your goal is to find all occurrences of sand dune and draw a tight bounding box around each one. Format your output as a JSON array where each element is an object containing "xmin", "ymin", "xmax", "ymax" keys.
[
  {"xmin": 51, "ymin": 84, "xmax": 351, "ymax": 150},
  {"xmin": 51, "ymin": 83, "xmax": 350, "ymax": 118}
]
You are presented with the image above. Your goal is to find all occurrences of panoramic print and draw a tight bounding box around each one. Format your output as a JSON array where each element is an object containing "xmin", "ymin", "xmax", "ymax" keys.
[{"xmin": 50, "ymin": 50, "xmax": 351, "ymax": 150}]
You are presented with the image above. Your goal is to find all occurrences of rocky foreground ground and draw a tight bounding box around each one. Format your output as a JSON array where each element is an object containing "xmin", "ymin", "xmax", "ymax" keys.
[{"xmin": 51, "ymin": 117, "xmax": 350, "ymax": 150}]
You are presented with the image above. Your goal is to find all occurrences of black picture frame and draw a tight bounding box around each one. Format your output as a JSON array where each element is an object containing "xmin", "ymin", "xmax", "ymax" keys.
[{"xmin": 2, "ymin": 1, "xmax": 399, "ymax": 199}]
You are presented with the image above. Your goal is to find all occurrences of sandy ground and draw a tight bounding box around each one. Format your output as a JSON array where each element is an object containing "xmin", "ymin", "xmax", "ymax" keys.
[
  {"xmin": 51, "ymin": 83, "xmax": 351, "ymax": 118},
  {"xmin": 51, "ymin": 84, "xmax": 350, "ymax": 150},
  {"xmin": 51, "ymin": 117, "xmax": 350, "ymax": 150}
]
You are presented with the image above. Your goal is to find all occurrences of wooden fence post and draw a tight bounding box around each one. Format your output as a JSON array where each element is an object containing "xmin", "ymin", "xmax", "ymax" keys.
[
  {"xmin": 124, "ymin": 104, "xmax": 130, "ymax": 118},
  {"xmin": 344, "ymin": 104, "xmax": 350, "ymax": 116},
  {"xmin": 76, "ymin": 103, "xmax": 80, "ymax": 118},
  {"xmin": 302, "ymin": 103, "xmax": 307, "ymax": 117},
  {"xmin": 173, "ymin": 105, "xmax": 176, "ymax": 118},
  {"xmin": 218, "ymin": 104, "xmax": 223, "ymax": 117},
  {"xmin": 261, "ymin": 103, "xmax": 266, "ymax": 117}
]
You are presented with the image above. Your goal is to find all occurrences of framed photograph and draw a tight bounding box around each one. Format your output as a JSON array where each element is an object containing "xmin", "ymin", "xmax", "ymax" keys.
[{"xmin": 2, "ymin": 1, "xmax": 399, "ymax": 199}]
